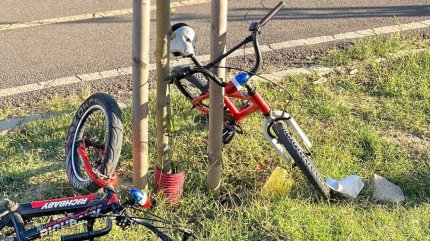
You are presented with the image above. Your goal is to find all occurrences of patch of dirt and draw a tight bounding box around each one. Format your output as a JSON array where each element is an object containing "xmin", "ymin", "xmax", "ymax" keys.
[{"xmin": 389, "ymin": 131, "xmax": 430, "ymax": 155}]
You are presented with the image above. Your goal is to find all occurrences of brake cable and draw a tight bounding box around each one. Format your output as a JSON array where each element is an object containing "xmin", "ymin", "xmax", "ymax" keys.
[
  {"xmin": 210, "ymin": 65, "xmax": 294, "ymax": 106},
  {"xmin": 128, "ymin": 206, "xmax": 175, "ymax": 226}
]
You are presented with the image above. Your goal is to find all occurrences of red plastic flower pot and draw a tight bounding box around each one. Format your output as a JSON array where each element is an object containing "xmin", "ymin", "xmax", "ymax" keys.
[{"xmin": 154, "ymin": 167, "xmax": 185, "ymax": 205}]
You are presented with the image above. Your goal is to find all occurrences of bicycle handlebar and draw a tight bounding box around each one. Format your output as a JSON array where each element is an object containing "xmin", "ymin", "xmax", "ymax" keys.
[
  {"xmin": 258, "ymin": 1, "xmax": 285, "ymax": 29},
  {"xmin": 168, "ymin": 2, "xmax": 285, "ymax": 86},
  {"xmin": 130, "ymin": 218, "xmax": 175, "ymax": 241},
  {"xmin": 82, "ymin": 208, "xmax": 193, "ymax": 241},
  {"xmin": 249, "ymin": 32, "xmax": 261, "ymax": 75}
]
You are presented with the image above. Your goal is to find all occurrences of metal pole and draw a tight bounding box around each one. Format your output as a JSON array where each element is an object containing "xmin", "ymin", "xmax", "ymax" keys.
[
  {"xmin": 132, "ymin": 0, "xmax": 151, "ymax": 189},
  {"xmin": 208, "ymin": 0, "xmax": 227, "ymax": 198},
  {"xmin": 155, "ymin": 0, "xmax": 171, "ymax": 173}
]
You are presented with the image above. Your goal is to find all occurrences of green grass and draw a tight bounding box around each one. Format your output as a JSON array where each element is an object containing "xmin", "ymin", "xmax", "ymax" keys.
[
  {"xmin": 1, "ymin": 35, "xmax": 430, "ymax": 240},
  {"xmin": 318, "ymin": 34, "xmax": 428, "ymax": 66}
]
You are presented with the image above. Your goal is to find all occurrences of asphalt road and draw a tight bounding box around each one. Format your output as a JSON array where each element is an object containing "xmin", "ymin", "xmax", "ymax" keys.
[{"xmin": 0, "ymin": 0, "xmax": 429, "ymax": 106}]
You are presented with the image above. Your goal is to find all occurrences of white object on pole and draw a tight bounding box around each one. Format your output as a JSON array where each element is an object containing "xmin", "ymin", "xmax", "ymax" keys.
[
  {"xmin": 326, "ymin": 175, "xmax": 364, "ymax": 199},
  {"xmin": 170, "ymin": 25, "xmax": 197, "ymax": 57}
]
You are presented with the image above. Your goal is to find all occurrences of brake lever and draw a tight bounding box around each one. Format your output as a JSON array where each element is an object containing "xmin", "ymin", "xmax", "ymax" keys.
[
  {"xmin": 165, "ymin": 75, "xmax": 176, "ymax": 84},
  {"xmin": 166, "ymin": 67, "xmax": 192, "ymax": 83}
]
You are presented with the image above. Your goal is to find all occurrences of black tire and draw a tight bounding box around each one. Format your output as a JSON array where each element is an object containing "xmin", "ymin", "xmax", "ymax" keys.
[
  {"xmin": 65, "ymin": 93, "xmax": 123, "ymax": 193},
  {"xmin": 172, "ymin": 66, "xmax": 209, "ymax": 104},
  {"xmin": 272, "ymin": 121, "xmax": 331, "ymax": 199}
]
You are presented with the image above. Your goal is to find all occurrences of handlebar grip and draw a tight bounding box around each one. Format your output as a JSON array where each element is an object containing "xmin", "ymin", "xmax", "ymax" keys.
[{"xmin": 258, "ymin": 1, "xmax": 285, "ymax": 28}]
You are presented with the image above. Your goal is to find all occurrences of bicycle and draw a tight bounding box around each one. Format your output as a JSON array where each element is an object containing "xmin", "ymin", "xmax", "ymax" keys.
[
  {"xmin": 0, "ymin": 92, "xmax": 195, "ymax": 240},
  {"xmin": 167, "ymin": 1, "xmax": 331, "ymax": 199},
  {"xmin": 0, "ymin": 187, "xmax": 194, "ymax": 241}
]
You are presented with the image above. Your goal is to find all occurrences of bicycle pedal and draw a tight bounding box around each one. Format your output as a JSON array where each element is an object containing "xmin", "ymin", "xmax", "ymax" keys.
[
  {"xmin": 222, "ymin": 126, "xmax": 236, "ymax": 144},
  {"xmin": 233, "ymin": 124, "xmax": 244, "ymax": 134}
]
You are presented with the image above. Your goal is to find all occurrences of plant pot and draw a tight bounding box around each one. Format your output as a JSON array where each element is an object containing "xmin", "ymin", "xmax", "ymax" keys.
[{"xmin": 154, "ymin": 167, "xmax": 185, "ymax": 205}]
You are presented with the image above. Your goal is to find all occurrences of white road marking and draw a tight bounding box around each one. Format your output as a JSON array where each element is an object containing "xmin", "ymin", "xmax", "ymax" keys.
[
  {"xmin": 1, "ymin": 19, "xmax": 429, "ymax": 98},
  {"xmin": 0, "ymin": 0, "xmax": 210, "ymax": 31}
]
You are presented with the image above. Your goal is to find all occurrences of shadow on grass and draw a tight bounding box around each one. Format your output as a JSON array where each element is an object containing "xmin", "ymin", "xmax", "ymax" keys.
[
  {"xmin": 392, "ymin": 169, "xmax": 430, "ymax": 206},
  {"xmin": 0, "ymin": 163, "xmax": 74, "ymax": 201},
  {"xmin": 0, "ymin": 117, "xmax": 79, "ymax": 201}
]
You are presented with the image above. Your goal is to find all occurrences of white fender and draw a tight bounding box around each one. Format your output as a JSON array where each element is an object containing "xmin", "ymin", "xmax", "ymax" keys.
[{"xmin": 262, "ymin": 110, "xmax": 312, "ymax": 162}]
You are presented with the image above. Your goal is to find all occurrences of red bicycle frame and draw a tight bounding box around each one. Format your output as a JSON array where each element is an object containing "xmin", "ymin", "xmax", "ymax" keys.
[
  {"xmin": 77, "ymin": 141, "xmax": 119, "ymax": 188},
  {"xmin": 191, "ymin": 85, "xmax": 271, "ymax": 123}
]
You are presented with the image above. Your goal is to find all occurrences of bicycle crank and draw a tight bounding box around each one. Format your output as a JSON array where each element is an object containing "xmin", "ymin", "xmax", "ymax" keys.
[{"xmin": 222, "ymin": 124, "xmax": 243, "ymax": 144}]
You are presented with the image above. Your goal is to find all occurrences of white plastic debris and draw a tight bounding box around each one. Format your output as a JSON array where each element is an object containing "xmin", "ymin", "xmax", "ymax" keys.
[{"xmin": 326, "ymin": 175, "xmax": 364, "ymax": 199}]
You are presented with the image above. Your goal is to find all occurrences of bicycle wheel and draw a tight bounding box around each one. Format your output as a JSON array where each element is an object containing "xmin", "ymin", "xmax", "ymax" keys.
[
  {"xmin": 172, "ymin": 66, "xmax": 209, "ymax": 103},
  {"xmin": 65, "ymin": 93, "xmax": 123, "ymax": 193},
  {"xmin": 272, "ymin": 121, "xmax": 331, "ymax": 198}
]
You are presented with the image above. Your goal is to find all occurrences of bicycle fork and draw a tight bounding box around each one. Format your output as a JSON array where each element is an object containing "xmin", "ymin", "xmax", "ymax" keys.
[{"xmin": 262, "ymin": 110, "xmax": 312, "ymax": 162}]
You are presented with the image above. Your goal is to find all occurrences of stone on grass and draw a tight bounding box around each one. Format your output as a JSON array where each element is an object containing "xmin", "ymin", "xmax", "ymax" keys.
[
  {"xmin": 309, "ymin": 66, "xmax": 332, "ymax": 76},
  {"xmin": 372, "ymin": 174, "xmax": 405, "ymax": 203},
  {"xmin": 312, "ymin": 77, "xmax": 328, "ymax": 85},
  {"xmin": 349, "ymin": 67, "xmax": 358, "ymax": 76},
  {"xmin": 334, "ymin": 66, "xmax": 345, "ymax": 75}
]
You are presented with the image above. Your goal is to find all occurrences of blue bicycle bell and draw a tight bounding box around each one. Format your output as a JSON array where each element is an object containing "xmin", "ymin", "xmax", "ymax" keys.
[
  {"xmin": 231, "ymin": 71, "xmax": 250, "ymax": 90},
  {"xmin": 129, "ymin": 188, "xmax": 151, "ymax": 209},
  {"xmin": 235, "ymin": 71, "xmax": 250, "ymax": 85}
]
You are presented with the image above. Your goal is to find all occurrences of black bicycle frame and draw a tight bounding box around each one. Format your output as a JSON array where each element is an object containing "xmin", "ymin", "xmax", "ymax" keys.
[{"xmin": 0, "ymin": 188, "xmax": 119, "ymax": 241}]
